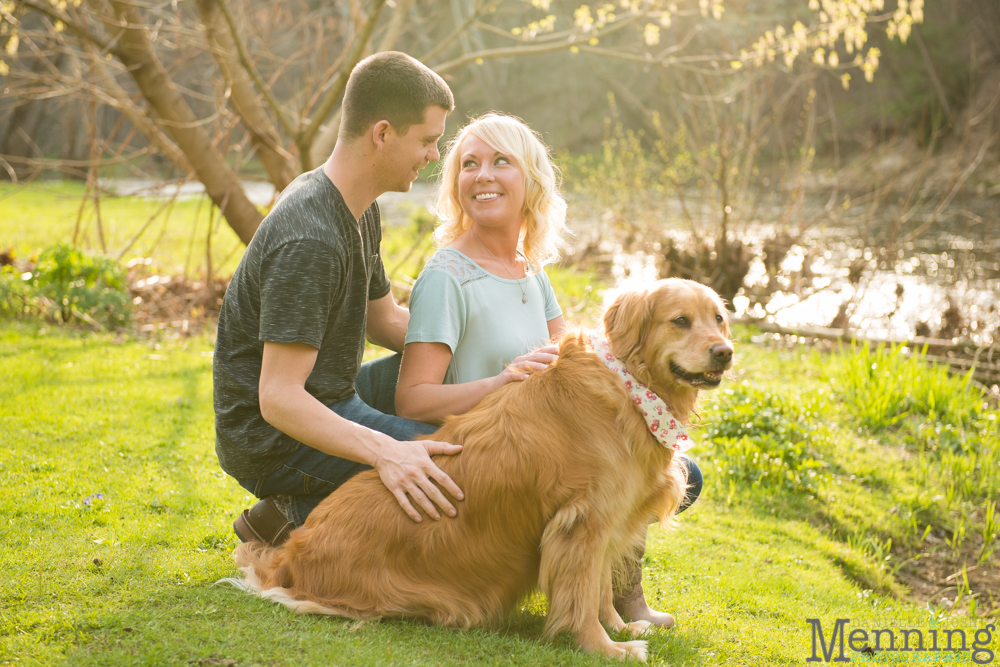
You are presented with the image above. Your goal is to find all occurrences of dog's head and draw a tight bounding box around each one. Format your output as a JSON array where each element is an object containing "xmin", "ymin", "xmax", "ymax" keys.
[{"xmin": 603, "ymin": 279, "xmax": 733, "ymax": 408}]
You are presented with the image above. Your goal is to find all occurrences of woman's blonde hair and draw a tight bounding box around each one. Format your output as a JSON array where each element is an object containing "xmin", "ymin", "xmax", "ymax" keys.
[{"xmin": 434, "ymin": 113, "xmax": 567, "ymax": 271}]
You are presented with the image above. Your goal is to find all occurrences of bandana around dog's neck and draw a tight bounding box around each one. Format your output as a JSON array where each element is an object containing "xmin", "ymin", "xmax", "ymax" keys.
[{"xmin": 590, "ymin": 332, "xmax": 693, "ymax": 452}]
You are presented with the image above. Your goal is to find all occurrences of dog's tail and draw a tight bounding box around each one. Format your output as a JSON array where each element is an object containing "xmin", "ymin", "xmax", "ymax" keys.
[
  {"xmin": 215, "ymin": 542, "xmax": 357, "ymax": 618},
  {"xmin": 218, "ymin": 541, "xmax": 280, "ymax": 591}
]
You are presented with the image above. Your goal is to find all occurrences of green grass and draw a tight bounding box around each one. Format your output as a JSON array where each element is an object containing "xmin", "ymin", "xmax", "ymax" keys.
[
  {"xmin": 2, "ymin": 185, "xmax": 997, "ymax": 664},
  {"xmin": 1, "ymin": 181, "xmax": 247, "ymax": 280},
  {"xmin": 3, "ymin": 322, "xmax": 997, "ymax": 666}
]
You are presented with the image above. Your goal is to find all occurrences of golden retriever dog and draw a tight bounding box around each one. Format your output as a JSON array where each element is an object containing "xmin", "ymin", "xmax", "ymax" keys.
[{"xmin": 228, "ymin": 278, "xmax": 733, "ymax": 661}]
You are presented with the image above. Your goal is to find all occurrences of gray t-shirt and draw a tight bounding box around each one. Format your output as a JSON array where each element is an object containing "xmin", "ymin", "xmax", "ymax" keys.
[{"xmin": 213, "ymin": 168, "xmax": 391, "ymax": 479}]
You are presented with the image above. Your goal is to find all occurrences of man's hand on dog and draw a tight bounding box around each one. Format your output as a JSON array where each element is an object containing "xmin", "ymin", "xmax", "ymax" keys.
[
  {"xmin": 497, "ymin": 345, "xmax": 559, "ymax": 385},
  {"xmin": 374, "ymin": 436, "xmax": 464, "ymax": 522}
]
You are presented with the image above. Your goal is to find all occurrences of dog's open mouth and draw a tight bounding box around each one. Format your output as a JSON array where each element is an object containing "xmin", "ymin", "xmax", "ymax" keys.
[{"xmin": 669, "ymin": 360, "xmax": 724, "ymax": 387}]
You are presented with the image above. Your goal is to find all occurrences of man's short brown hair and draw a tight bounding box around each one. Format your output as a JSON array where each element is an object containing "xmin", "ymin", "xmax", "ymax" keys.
[{"xmin": 341, "ymin": 52, "xmax": 454, "ymax": 139}]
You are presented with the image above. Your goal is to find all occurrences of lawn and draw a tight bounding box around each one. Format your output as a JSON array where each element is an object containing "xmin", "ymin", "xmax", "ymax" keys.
[
  {"xmin": 1, "ymin": 181, "xmax": 248, "ymax": 281},
  {"xmin": 1, "ymin": 183, "xmax": 998, "ymax": 665},
  {"xmin": 2, "ymin": 321, "xmax": 997, "ymax": 666}
]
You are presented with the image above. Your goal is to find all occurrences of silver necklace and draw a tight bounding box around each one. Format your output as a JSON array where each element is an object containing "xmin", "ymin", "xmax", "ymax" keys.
[{"xmin": 471, "ymin": 227, "xmax": 527, "ymax": 303}]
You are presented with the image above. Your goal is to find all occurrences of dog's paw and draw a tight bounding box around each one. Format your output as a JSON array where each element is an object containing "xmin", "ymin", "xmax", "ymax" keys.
[
  {"xmin": 623, "ymin": 620, "xmax": 654, "ymax": 637},
  {"xmin": 647, "ymin": 610, "xmax": 675, "ymax": 629},
  {"xmin": 616, "ymin": 639, "xmax": 648, "ymax": 662}
]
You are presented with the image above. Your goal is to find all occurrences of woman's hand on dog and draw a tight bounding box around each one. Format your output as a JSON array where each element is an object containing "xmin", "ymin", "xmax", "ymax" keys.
[
  {"xmin": 496, "ymin": 345, "xmax": 559, "ymax": 385},
  {"xmin": 373, "ymin": 435, "xmax": 465, "ymax": 522}
]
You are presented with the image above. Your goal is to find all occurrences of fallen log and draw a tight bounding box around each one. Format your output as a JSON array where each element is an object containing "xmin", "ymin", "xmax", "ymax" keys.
[
  {"xmin": 731, "ymin": 317, "xmax": 990, "ymax": 353},
  {"xmin": 732, "ymin": 317, "xmax": 1000, "ymax": 388}
]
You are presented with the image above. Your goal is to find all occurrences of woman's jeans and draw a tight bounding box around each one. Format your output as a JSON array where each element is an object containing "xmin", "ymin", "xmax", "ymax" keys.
[{"xmin": 238, "ymin": 353, "xmax": 703, "ymax": 529}]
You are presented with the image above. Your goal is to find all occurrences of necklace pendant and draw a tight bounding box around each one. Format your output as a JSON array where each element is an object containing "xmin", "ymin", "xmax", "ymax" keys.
[{"xmin": 522, "ymin": 294, "xmax": 528, "ymax": 304}]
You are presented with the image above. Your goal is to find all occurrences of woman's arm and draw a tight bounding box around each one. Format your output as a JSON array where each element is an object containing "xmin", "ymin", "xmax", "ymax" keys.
[
  {"xmin": 395, "ymin": 342, "xmax": 556, "ymax": 424},
  {"xmin": 547, "ymin": 315, "xmax": 566, "ymax": 341}
]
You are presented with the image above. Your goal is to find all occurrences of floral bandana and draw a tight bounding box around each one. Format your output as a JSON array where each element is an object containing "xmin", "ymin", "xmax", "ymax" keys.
[{"xmin": 590, "ymin": 332, "xmax": 693, "ymax": 452}]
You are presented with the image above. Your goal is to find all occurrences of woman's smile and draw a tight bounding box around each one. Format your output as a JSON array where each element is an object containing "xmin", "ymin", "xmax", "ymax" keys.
[{"xmin": 458, "ymin": 134, "xmax": 525, "ymax": 227}]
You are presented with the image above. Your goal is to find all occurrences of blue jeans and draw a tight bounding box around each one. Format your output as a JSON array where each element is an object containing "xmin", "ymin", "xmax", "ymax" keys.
[
  {"xmin": 239, "ymin": 353, "xmax": 703, "ymax": 526},
  {"xmin": 238, "ymin": 354, "xmax": 437, "ymax": 526}
]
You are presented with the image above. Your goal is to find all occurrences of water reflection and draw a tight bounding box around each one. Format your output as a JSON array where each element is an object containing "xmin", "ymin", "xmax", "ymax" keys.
[{"xmin": 570, "ymin": 195, "xmax": 999, "ymax": 346}]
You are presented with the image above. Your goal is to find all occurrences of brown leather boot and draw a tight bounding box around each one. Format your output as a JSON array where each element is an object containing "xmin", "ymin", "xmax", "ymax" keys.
[
  {"xmin": 233, "ymin": 496, "xmax": 295, "ymax": 546},
  {"xmin": 613, "ymin": 527, "xmax": 675, "ymax": 628}
]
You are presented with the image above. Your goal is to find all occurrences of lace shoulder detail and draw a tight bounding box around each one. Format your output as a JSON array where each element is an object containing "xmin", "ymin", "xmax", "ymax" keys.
[{"xmin": 421, "ymin": 250, "xmax": 488, "ymax": 286}]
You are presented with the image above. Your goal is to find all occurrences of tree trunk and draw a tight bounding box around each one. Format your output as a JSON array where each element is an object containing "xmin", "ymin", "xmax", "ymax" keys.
[{"xmin": 92, "ymin": 0, "xmax": 263, "ymax": 244}]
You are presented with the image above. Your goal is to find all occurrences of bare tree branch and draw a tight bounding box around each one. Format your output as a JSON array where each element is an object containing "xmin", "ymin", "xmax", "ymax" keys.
[
  {"xmin": 471, "ymin": 10, "xmax": 640, "ymax": 46},
  {"xmin": 433, "ymin": 38, "xmax": 579, "ymax": 74},
  {"xmin": 200, "ymin": 0, "xmax": 295, "ymax": 190},
  {"xmin": 297, "ymin": 0, "xmax": 388, "ymax": 169},
  {"xmin": 376, "ymin": 0, "xmax": 415, "ymax": 52},
  {"xmin": 912, "ymin": 24, "xmax": 952, "ymax": 120},
  {"xmin": 211, "ymin": 0, "xmax": 297, "ymax": 141},
  {"xmin": 16, "ymin": 0, "xmax": 125, "ymax": 59},
  {"xmin": 432, "ymin": 13, "xmax": 674, "ymax": 75},
  {"xmin": 419, "ymin": 0, "xmax": 493, "ymax": 64},
  {"xmin": 309, "ymin": 0, "xmax": 417, "ymax": 167},
  {"xmin": 83, "ymin": 43, "xmax": 194, "ymax": 173},
  {"xmin": 84, "ymin": 0, "xmax": 263, "ymax": 243}
]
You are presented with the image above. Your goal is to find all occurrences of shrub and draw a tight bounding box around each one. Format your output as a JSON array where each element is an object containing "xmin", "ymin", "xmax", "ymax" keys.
[
  {"xmin": 22, "ymin": 243, "xmax": 132, "ymax": 329},
  {"xmin": 703, "ymin": 384, "xmax": 834, "ymax": 494},
  {"xmin": 0, "ymin": 264, "xmax": 36, "ymax": 319}
]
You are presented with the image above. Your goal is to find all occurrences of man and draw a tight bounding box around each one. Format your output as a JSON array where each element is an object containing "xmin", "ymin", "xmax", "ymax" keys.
[{"xmin": 214, "ymin": 52, "xmax": 461, "ymax": 546}]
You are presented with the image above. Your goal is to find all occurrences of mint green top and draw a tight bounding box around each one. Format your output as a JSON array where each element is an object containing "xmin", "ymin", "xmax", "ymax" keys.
[{"xmin": 405, "ymin": 248, "xmax": 562, "ymax": 385}]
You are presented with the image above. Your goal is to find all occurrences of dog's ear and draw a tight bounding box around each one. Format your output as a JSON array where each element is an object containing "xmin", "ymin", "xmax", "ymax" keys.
[
  {"xmin": 603, "ymin": 288, "xmax": 652, "ymax": 362},
  {"xmin": 718, "ymin": 296, "xmax": 733, "ymax": 340}
]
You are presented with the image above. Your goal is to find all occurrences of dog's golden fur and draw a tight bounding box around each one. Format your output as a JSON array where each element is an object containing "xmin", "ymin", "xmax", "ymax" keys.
[{"xmin": 232, "ymin": 279, "xmax": 733, "ymax": 661}]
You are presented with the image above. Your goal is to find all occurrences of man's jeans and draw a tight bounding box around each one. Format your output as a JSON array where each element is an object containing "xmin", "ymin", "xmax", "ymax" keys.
[
  {"xmin": 237, "ymin": 354, "xmax": 437, "ymax": 526},
  {"xmin": 238, "ymin": 353, "xmax": 703, "ymax": 527}
]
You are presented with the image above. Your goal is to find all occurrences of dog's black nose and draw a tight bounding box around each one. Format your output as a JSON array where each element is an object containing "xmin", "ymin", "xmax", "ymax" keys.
[{"xmin": 710, "ymin": 344, "xmax": 733, "ymax": 365}]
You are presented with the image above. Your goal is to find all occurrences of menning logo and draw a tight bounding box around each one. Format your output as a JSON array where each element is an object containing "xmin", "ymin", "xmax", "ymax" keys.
[{"xmin": 805, "ymin": 618, "xmax": 996, "ymax": 664}]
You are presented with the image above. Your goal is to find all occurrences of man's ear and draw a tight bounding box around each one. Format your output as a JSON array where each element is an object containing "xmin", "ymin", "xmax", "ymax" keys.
[
  {"xmin": 603, "ymin": 288, "xmax": 651, "ymax": 362},
  {"xmin": 371, "ymin": 120, "xmax": 392, "ymax": 151}
]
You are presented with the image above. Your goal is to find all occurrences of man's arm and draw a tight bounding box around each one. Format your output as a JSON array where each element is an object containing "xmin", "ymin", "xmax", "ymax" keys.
[
  {"xmin": 366, "ymin": 292, "xmax": 409, "ymax": 352},
  {"xmin": 258, "ymin": 341, "xmax": 463, "ymax": 522}
]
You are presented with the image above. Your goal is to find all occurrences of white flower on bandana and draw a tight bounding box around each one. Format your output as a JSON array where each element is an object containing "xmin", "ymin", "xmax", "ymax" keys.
[{"xmin": 590, "ymin": 333, "xmax": 693, "ymax": 452}]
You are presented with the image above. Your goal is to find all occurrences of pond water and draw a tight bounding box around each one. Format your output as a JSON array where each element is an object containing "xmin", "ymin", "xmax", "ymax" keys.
[{"xmin": 570, "ymin": 193, "xmax": 999, "ymax": 347}]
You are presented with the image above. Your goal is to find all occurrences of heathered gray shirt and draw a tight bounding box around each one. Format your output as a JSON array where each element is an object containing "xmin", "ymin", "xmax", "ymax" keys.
[{"xmin": 213, "ymin": 168, "xmax": 391, "ymax": 479}]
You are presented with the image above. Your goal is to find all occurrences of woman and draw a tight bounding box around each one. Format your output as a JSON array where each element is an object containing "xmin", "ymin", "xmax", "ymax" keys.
[
  {"xmin": 396, "ymin": 113, "xmax": 565, "ymax": 422},
  {"xmin": 396, "ymin": 113, "xmax": 699, "ymax": 627}
]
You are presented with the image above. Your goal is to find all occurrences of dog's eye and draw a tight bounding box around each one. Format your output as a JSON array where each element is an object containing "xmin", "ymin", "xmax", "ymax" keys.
[
  {"xmin": 672, "ymin": 316, "xmax": 689, "ymax": 327},
  {"xmin": 716, "ymin": 313, "xmax": 724, "ymax": 324}
]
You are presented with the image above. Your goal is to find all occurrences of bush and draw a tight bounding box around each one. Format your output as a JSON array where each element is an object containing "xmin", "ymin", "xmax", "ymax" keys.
[
  {"xmin": 0, "ymin": 264, "xmax": 35, "ymax": 319},
  {"xmin": 703, "ymin": 384, "xmax": 834, "ymax": 494},
  {"xmin": 5, "ymin": 243, "xmax": 132, "ymax": 330}
]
